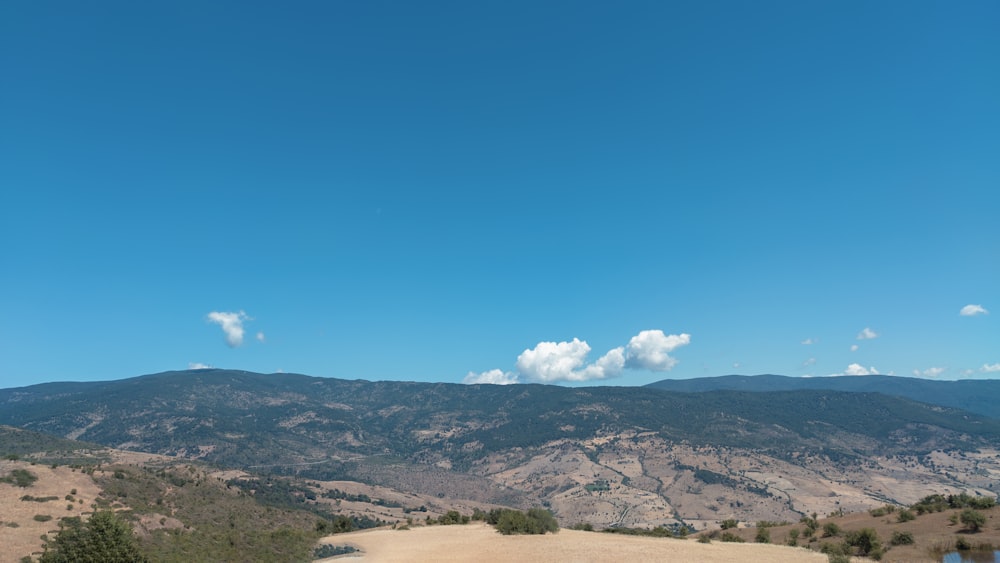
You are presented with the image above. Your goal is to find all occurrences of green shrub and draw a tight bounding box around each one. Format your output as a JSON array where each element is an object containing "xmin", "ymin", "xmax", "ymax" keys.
[
  {"xmin": 720, "ymin": 519, "xmax": 738, "ymax": 530},
  {"xmin": 822, "ymin": 522, "xmax": 841, "ymax": 537},
  {"xmin": 34, "ymin": 514, "xmax": 53, "ymax": 522},
  {"xmin": 754, "ymin": 527, "xmax": 770, "ymax": 543},
  {"xmin": 845, "ymin": 528, "xmax": 881, "ymax": 557},
  {"xmin": 719, "ymin": 532, "xmax": 744, "ymax": 543},
  {"xmin": 697, "ymin": 535, "xmax": 711, "ymax": 543},
  {"xmin": 489, "ymin": 508, "xmax": 558, "ymax": 535},
  {"xmin": 896, "ymin": 509, "xmax": 915, "ymax": 522},
  {"xmin": 570, "ymin": 523, "xmax": 594, "ymax": 531},
  {"xmin": 960, "ymin": 508, "xmax": 986, "ymax": 532},
  {"xmin": 2, "ymin": 469, "xmax": 38, "ymax": 488},
  {"xmin": 890, "ymin": 531, "xmax": 914, "ymax": 545}
]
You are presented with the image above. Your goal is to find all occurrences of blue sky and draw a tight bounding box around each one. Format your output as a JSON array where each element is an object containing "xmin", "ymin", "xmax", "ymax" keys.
[{"xmin": 2, "ymin": 1, "xmax": 997, "ymax": 388}]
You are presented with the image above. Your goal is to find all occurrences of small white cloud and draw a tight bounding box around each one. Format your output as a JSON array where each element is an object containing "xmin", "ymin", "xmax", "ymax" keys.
[
  {"xmin": 188, "ymin": 362, "xmax": 213, "ymax": 370},
  {"xmin": 981, "ymin": 363, "xmax": 1000, "ymax": 373},
  {"xmin": 207, "ymin": 310, "xmax": 250, "ymax": 347},
  {"xmin": 850, "ymin": 344, "xmax": 859, "ymax": 352},
  {"xmin": 803, "ymin": 357, "xmax": 817, "ymax": 367},
  {"xmin": 624, "ymin": 330, "xmax": 691, "ymax": 371},
  {"xmin": 515, "ymin": 338, "xmax": 625, "ymax": 383},
  {"xmin": 463, "ymin": 369, "xmax": 519, "ymax": 385},
  {"xmin": 960, "ymin": 304, "xmax": 989, "ymax": 316},
  {"xmin": 801, "ymin": 338, "xmax": 816, "ymax": 345},
  {"xmin": 256, "ymin": 331, "xmax": 266, "ymax": 343},
  {"xmin": 844, "ymin": 363, "xmax": 879, "ymax": 376},
  {"xmin": 913, "ymin": 367, "xmax": 945, "ymax": 378},
  {"xmin": 733, "ymin": 362, "xmax": 741, "ymax": 369},
  {"xmin": 856, "ymin": 327, "xmax": 878, "ymax": 340}
]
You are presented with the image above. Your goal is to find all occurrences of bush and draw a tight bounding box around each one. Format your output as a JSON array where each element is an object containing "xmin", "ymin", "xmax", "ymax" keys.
[
  {"xmin": 845, "ymin": 528, "xmax": 881, "ymax": 557},
  {"xmin": 896, "ymin": 509, "xmax": 915, "ymax": 522},
  {"xmin": 719, "ymin": 532, "xmax": 744, "ymax": 543},
  {"xmin": 34, "ymin": 515, "xmax": 53, "ymax": 522},
  {"xmin": 489, "ymin": 508, "xmax": 558, "ymax": 535},
  {"xmin": 720, "ymin": 519, "xmax": 738, "ymax": 530},
  {"xmin": 697, "ymin": 535, "xmax": 711, "ymax": 543},
  {"xmin": 1, "ymin": 469, "xmax": 38, "ymax": 488},
  {"xmin": 960, "ymin": 508, "xmax": 986, "ymax": 532},
  {"xmin": 822, "ymin": 522, "xmax": 841, "ymax": 537},
  {"xmin": 890, "ymin": 531, "xmax": 914, "ymax": 545},
  {"xmin": 570, "ymin": 523, "xmax": 594, "ymax": 531}
]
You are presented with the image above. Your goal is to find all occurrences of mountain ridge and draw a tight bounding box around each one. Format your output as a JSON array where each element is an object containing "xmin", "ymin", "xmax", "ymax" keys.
[{"xmin": 645, "ymin": 373, "xmax": 1000, "ymax": 419}]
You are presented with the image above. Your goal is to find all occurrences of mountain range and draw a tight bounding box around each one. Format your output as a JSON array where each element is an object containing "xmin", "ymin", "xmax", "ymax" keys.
[{"xmin": 2, "ymin": 370, "xmax": 999, "ymax": 528}]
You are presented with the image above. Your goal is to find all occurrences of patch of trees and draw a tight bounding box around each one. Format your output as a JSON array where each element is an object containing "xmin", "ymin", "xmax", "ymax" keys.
[
  {"xmin": 320, "ymin": 488, "xmax": 406, "ymax": 509},
  {"xmin": 1, "ymin": 469, "xmax": 38, "ymax": 487},
  {"xmin": 912, "ymin": 493, "xmax": 996, "ymax": 514},
  {"xmin": 485, "ymin": 508, "xmax": 559, "ymax": 535},
  {"xmin": 39, "ymin": 511, "xmax": 148, "ymax": 562}
]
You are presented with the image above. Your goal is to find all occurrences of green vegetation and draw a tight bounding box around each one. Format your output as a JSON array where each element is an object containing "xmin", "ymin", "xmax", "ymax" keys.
[
  {"xmin": 911, "ymin": 493, "xmax": 996, "ymax": 515},
  {"xmin": 40, "ymin": 511, "xmax": 148, "ymax": 563},
  {"xmin": 890, "ymin": 530, "xmax": 914, "ymax": 545},
  {"xmin": 603, "ymin": 526, "xmax": 675, "ymax": 538},
  {"xmin": 33, "ymin": 514, "xmax": 53, "ymax": 522},
  {"xmin": 20, "ymin": 495, "xmax": 59, "ymax": 502},
  {"xmin": 786, "ymin": 528, "xmax": 799, "ymax": 546},
  {"xmin": 960, "ymin": 508, "xmax": 986, "ymax": 532},
  {"xmin": 718, "ymin": 532, "xmax": 744, "ymax": 542},
  {"xmin": 486, "ymin": 508, "xmax": 558, "ymax": 535},
  {"xmin": 754, "ymin": 527, "xmax": 770, "ymax": 543},
  {"xmin": 720, "ymin": 518, "xmax": 738, "ymax": 530},
  {"xmin": 869, "ymin": 504, "xmax": 896, "ymax": 517},
  {"xmin": 844, "ymin": 528, "xmax": 882, "ymax": 560},
  {"xmin": 313, "ymin": 544, "xmax": 356, "ymax": 558},
  {"xmin": 570, "ymin": 522, "xmax": 594, "ymax": 531},
  {"xmin": 584, "ymin": 479, "xmax": 610, "ymax": 492},
  {"xmin": 896, "ymin": 509, "xmax": 915, "ymax": 522},
  {"xmin": 822, "ymin": 522, "xmax": 841, "ymax": 537},
  {"xmin": 2, "ymin": 468, "xmax": 39, "ymax": 487}
]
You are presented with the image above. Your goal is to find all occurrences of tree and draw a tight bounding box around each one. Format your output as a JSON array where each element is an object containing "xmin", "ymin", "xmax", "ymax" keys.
[
  {"xmin": 720, "ymin": 519, "xmax": 738, "ymax": 530},
  {"xmin": 960, "ymin": 508, "xmax": 986, "ymax": 532},
  {"xmin": 40, "ymin": 510, "xmax": 148, "ymax": 562},
  {"xmin": 822, "ymin": 522, "xmax": 841, "ymax": 537},
  {"xmin": 845, "ymin": 528, "xmax": 881, "ymax": 558},
  {"xmin": 754, "ymin": 527, "xmax": 770, "ymax": 543}
]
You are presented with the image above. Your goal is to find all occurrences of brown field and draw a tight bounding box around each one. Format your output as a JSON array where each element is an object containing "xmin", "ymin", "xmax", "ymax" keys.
[
  {"xmin": 317, "ymin": 523, "xmax": 829, "ymax": 562},
  {"xmin": 0, "ymin": 461, "xmax": 102, "ymax": 563}
]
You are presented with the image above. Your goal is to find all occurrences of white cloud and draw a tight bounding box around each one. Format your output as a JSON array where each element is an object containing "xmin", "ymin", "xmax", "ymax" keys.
[
  {"xmin": 207, "ymin": 310, "xmax": 250, "ymax": 347},
  {"xmin": 844, "ymin": 363, "xmax": 879, "ymax": 376},
  {"xmin": 463, "ymin": 369, "xmax": 519, "ymax": 385},
  {"xmin": 850, "ymin": 344, "xmax": 859, "ymax": 352},
  {"xmin": 981, "ymin": 363, "xmax": 1000, "ymax": 373},
  {"xmin": 803, "ymin": 357, "xmax": 817, "ymax": 367},
  {"xmin": 801, "ymin": 338, "xmax": 816, "ymax": 345},
  {"xmin": 913, "ymin": 367, "xmax": 945, "ymax": 378},
  {"xmin": 256, "ymin": 331, "xmax": 266, "ymax": 343},
  {"xmin": 188, "ymin": 362, "xmax": 213, "ymax": 370},
  {"xmin": 624, "ymin": 330, "xmax": 691, "ymax": 371},
  {"xmin": 515, "ymin": 338, "xmax": 625, "ymax": 383},
  {"xmin": 856, "ymin": 327, "xmax": 878, "ymax": 340},
  {"xmin": 960, "ymin": 304, "xmax": 989, "ymax": 316}
]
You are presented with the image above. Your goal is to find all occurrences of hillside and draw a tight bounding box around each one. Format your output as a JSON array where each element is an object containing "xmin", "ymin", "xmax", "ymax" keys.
[
  {"xmin": 646, "ymin": 374, "xmax": 1000, "ymax": 419},
  {"xmin": 2, "ymin": 370, "xmax": 1000, "ymax": 530}
]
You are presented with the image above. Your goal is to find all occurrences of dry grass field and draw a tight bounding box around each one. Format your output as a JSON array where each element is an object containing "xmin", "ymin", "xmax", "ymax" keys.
[
  {"xmin": 0, "ymin": 461, "xmax": 102, "ymax": 563},
  {"xmin": 317, "ymin": 523, "xmax": 829, "ymax": 563}
]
